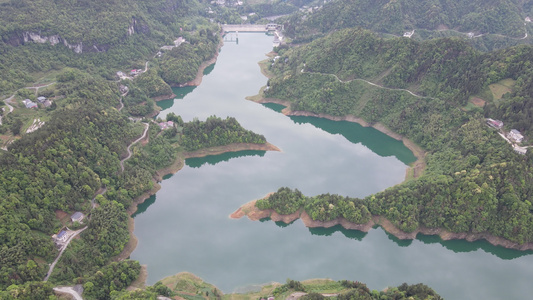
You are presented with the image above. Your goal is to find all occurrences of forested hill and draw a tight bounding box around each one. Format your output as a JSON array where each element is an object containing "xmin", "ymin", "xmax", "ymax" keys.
[
  {"xmin": 264, "ymin": 28, "xmax": 533, "ymax": 245},
  {"xmin": 283, "ymin": 0, "xmax": 530, "ymax": 43},
  {"xmin": 0, "ymin": 0, "xmax": 225, "ymax": 94},
  {"xmin": 0, "ymin": 0, "xmax": 200, "ymax": 50},
  {"xmin": 268, "ymin": 28, "xmax": 533, "ymax": 138}
]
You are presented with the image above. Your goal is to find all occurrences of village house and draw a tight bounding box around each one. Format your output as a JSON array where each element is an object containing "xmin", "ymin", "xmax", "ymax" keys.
[
  {"xmin": 513, "ymin": 144, "xmax": 527, "ymax": 155},
  {"xmin": 53, "ymin": 229, "xmax": 68, "ymax": 243},
  {"xmin": 37, "ymin": 96, "xmax": 47, "ymax": 103},
  {"xmin": 119, "ymin": 85, "xmax": 129, "ymax": 94},
  {"xmin": 159, "ymin": 121, "xmax": 174, "ymax": 130},
  {"xmin": 71, "ymin": 212, "xmax": 85, "ymax": 223},
  {"xmin": 486, "ymin": 118, "xmax": 503, "ymax": 129},
  {"xmin": 403, "ymin": 30, "xmax": 414, "ymax": 38},
  {"xmin": 508, "ymin": 129, "xmax": 524, "ymax": 143},
  {"xmin": 43, "ymin": 100, "xmax": 53, "ymax": 108},
  {"xmin": 22, "ymin": 99, "xmax": 37, "ymax": 109}
]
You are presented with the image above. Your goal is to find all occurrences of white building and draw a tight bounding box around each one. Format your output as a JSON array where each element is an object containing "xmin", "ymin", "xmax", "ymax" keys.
[
  {"xmin": 508, "ymin": 129, "xmax": 524, "ymax": 143},
  {"xmin": 71, "ymin": 212, "xmax": 85, "ymax": 223}
]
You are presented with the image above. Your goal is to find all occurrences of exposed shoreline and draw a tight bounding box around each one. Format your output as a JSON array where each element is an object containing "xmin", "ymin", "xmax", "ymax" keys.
[
  {"xmin": 231, "ymin": 199, "xmax": 533, "ymax": 251},
  {"xmin": 178, "ymin": 39, "xmax": 223, "ymax": 88},
  {"xmin": 152, "ymin": 93, "xmax": 176, "ymax": 102}
]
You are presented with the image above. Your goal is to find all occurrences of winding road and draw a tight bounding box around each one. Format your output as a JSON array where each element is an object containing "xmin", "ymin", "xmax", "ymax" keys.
[
  {"xmin": 120, "ymin": 122, "xmax": 149, "ymax": 172},
  {"xmin": 302, "ymin": 70, "xmax": 435, "ymax": 99},
  {"xmin": 0, "ymin": 95, "xmax": 15, "ymax": 126},
  {"xmin": 44, "ymin": 226, "xmax": 88, "ymax": 281},
  {"xmin": 53, "ymin": 286, "xmax": 83, "ymax": 300},
  {"xmin": 24, "ymin": 81, "xmax": 56, "ymax": 96}
]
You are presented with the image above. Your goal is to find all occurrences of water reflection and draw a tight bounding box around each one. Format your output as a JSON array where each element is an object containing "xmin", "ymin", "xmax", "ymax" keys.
[
  {"xmin": 309, "ymin": 225, "xmax": 367, "ymax": 241},
  {"xmin": 162, "ymin": 173, "xmax": 174, "ymax": 180},
  {"xmin": 290, "ymin": 116, "xmax": 416, "ymax": 165},
  {"xmin": 185, "ymin": 150, "xmax": 266, "ymax": 168},
  {"xmin": 156, "ymin": 86, "xmax": 198, "ymax": 110},
  {"xmin": 417, "ymin": 234, "xmax": 533, "ymax": 260},
  {"xmin": 261, "ymin": 102, "xmax": 285, "ymax": 113},
  {"xmin": 382, "ymin": 229, "xmax": 414, "ymax": 247},
  {"xmin": 203, "ymin": 63, "xmax": 216, "ymax": 76},
  {"xmin": 132, "ymin": 194, "xmax": 156, "ymax": 218},
  {"xmin": 275, "ymin": 221, "xmax": 295, "ymax": 228}
]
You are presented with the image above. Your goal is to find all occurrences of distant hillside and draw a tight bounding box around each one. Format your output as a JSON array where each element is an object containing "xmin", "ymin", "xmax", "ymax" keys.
[
  {"xmin": 0, "ymin": 0, "xmax": 225, "ymax": 94},
  {"xmin": 0, "ymin": 0, "xmax": 200, "ymax": 50},
  {"xmin": 283, "ymin": 0, "xmax": 530, "ymax": 44}
]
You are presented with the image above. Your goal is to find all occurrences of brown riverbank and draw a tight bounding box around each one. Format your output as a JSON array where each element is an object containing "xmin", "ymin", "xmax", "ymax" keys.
[
  {"xmin": 231, "ymin": 199, "xmax": 533, "ymax": 251},
  {"xmin": 179, "ymin": 39, "xmax": 224, "ymax": 87},
  {"xmin": 152, "ymin": 93, "xmax": 176, "ymax": 102}
]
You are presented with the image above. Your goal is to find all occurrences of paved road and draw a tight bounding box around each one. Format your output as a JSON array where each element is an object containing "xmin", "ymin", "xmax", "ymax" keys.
[
  {"xmin": 53, "ymin": 286, "xmax": 83, "ymax": 300},
  {"xmin": 120, "ymin": 123, "xmax": 149, "ymax": 172},
  {"xmin": 302, "ymin": 70, "xmax": 434, "ymax": 99},
  {"xmin": 24, "ymin": 81, "xmax": 56, "ymax": 96},
  {"xmin": 0, "ymin": 96, "xmax": 15, "ymax": 126},
  {"xmin": 44, "ymin": 226, "xmax": 88, "ymax": 281}
]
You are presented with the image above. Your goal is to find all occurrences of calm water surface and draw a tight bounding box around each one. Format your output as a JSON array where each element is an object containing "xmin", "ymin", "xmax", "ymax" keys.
[{"xmin": 131, "ymin": 33, "xmax": 533, "ymax": 300}]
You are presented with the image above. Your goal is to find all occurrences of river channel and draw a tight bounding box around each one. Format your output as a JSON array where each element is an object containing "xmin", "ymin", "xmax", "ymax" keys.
[{"xmin": 131, "ymin": 33, "xmax": 533, "ymax": 300}]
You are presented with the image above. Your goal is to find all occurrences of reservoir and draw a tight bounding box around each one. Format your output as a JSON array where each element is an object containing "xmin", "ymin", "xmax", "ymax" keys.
[{"xmin": 131, "ymin": 33, "xmax": 533, "ymax": 300}]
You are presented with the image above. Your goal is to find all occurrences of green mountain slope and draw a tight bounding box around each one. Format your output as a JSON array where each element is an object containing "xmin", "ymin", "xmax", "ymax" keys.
[{"xmin": 283, "ymin": 0, "xmax": 531, "ymax": 45}]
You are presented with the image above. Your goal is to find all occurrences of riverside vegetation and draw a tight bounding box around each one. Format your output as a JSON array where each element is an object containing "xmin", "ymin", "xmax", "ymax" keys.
[{"xmin": 258, "ymin": 27, "xmax": 533, "ymax": 246}]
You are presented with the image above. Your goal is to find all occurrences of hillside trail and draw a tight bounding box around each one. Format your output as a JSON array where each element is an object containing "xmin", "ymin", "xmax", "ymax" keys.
[{"xmin": 120, "ymin": 122, "xmax": 150, "ymax": 172}]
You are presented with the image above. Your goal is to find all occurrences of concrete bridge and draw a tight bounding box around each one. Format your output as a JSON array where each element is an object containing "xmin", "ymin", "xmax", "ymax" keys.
[{"xmin": 222, "ymin": 24, "xmax": 268, "ymax": 32}]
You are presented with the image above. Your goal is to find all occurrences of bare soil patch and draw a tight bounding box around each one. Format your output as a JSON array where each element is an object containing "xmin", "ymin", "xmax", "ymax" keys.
[{"xmin": 470, "ymin": 97, "xmax": 486, "ymax": 107}]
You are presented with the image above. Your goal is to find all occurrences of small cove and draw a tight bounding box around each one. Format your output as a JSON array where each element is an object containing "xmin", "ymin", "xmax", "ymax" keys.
[{"xmin": 130, "ymin": 33, "xmax": 533, "ymax": 300}]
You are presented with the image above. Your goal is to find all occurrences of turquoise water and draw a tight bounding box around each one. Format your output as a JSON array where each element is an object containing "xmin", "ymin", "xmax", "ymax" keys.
[{"xmin": 131, "ymin": 33, "xmax": 533, "ymax": 300}]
